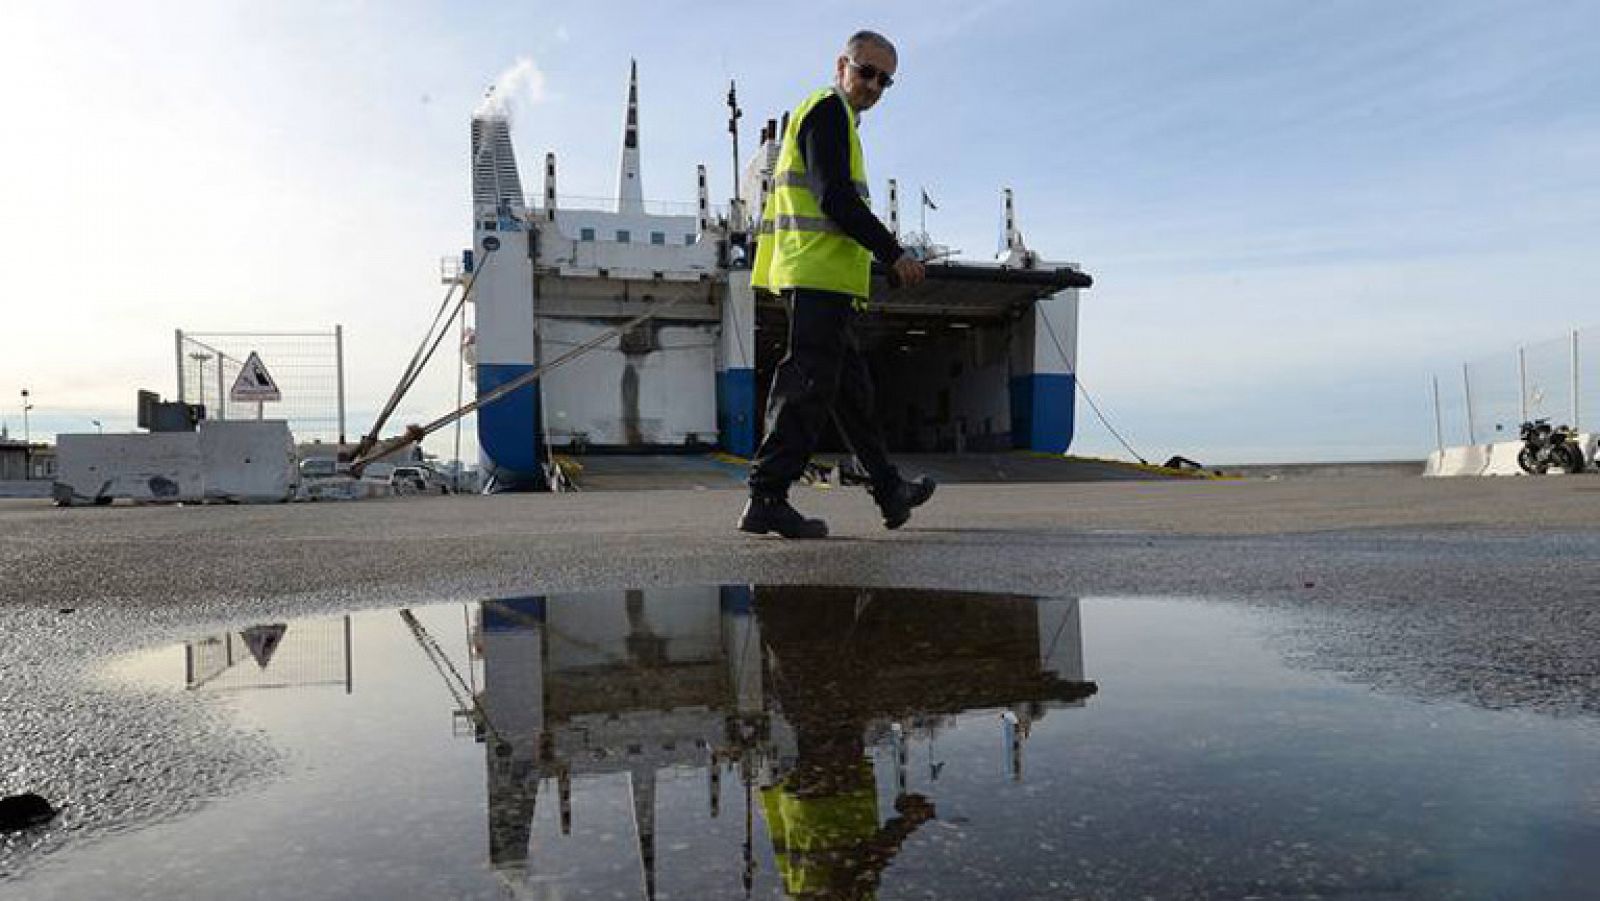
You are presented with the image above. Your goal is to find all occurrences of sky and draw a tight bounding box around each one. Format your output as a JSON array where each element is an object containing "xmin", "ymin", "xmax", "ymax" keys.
[{"xmin": 2, "ymin": 0, "xmax": 1598, "ymax": 464}]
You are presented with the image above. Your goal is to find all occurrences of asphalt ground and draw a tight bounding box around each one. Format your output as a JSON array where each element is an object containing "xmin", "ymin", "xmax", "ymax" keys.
[{"xmin": 3, "ymin": 474, "xmax": 1599, "ymax": 877}]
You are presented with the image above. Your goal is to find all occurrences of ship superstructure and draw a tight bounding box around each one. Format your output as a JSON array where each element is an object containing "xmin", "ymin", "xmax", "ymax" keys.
[{"xmin": 468, "ymin": 63, "xmax": 1091, "ymax": 490}]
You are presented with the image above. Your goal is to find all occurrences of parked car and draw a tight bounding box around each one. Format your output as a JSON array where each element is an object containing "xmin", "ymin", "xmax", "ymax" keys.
[
  {"xmin": 298, "ymin": 458, "xmax": 344, "ymax": 479},
  {"xmin": 390, "ymin": 465, "xmax": 451, "ymax": 495}
]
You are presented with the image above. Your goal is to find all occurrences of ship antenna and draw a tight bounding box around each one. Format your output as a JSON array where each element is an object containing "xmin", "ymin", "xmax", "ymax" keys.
[{"xmin": 727, "ymin": 80, "xmax": 743, "ymax": 207}]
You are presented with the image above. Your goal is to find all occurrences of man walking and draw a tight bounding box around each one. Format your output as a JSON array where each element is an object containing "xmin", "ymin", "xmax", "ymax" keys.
[{"xmin": 739, "ymin": 29, "xmax": 936, "ymax": 539}]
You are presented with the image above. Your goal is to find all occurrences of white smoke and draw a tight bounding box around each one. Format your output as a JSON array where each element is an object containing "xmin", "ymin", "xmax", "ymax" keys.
[{"xmin": 474, "ymin": 57, "xmax": 547, "ymax": 121}]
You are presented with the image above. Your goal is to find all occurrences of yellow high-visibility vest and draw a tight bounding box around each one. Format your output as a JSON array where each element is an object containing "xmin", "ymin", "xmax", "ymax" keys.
[
  {"xmin": 760, "ymin": 763, "xmax": 881, "ymax": 896},
  {"xmin": 752, "ymin": 87, "xmax": 874, "ymax": 299}
]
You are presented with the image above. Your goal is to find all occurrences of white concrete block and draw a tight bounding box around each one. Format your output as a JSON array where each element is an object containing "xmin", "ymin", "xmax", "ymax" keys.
[
  {"xmin": 197, "ymin": 420, "xmax": 297, "ymax": 502},
  {"xmin": 54, "ymin": 421, "xmax": 299, "ymax": 505},
  {"xmin": 1424, "ymin": 444, "xmax": 1487, "ymax": 477},
  {"xmin": 1481, "ymin": 439, "xmax": 1527, "ymax": 476},
  {"xmin": 298, "ymin": 477, "xmax": 392, "ymax": 501},
  {"xmin": 54, "ymin": 433, "xmax": 205, "ymax": 504},
  {"xmin": 1426, "ymin": 435, "xmax": 1595, "ymax": 477}
]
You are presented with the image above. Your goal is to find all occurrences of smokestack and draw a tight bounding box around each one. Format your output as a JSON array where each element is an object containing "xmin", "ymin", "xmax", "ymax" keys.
[{"xmin": 471, "ymin": 114, "xmax": 526, "ymax": 217}]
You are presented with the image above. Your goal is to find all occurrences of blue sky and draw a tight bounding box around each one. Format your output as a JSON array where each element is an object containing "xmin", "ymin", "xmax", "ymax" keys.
[{"xmin": 2, "ymin": 1, "xmax": 1597, "ymax": 462}]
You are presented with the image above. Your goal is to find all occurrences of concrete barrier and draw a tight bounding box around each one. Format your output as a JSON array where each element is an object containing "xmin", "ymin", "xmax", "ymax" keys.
[
  {"xmin": 197, "ymin": 420, "xmax": 296, "ymax": 502},
  {"xmin": 299, "ymin": 477, "xmax": 392, "ymax": 501},
  {"xmin": 1425, "ymin": 434, "xmax": 1594, "ymax": 477},
  {"xmin": 1424, "ymin": 443, "xmax": 1492, "ymax": 477},
  {"xmin": 55, "ymin": 433, "xmax": 206, "ymax": 503},
  {"xmin": 1481, "ymin": 440, "xmax": 1527, "ymax": 476},
  {"xmin": 54, "ymin": 421, "xmax": 298, "ymax": 505},
  {"xmin": 0, "ymin": 480, "xmax": 53, "ymax": 499}
]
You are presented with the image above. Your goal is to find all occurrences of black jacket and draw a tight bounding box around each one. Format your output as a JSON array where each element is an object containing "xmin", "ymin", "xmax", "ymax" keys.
[{"xmin": 795, "ymin": 91, "xmax": 905, "ymax": 266}]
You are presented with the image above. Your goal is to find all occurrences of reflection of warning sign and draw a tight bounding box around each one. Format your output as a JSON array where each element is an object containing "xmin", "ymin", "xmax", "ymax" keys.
[
  {"xmin": 229, "ymin": 352, "xmax": 282, "ymax": 402},
  {"xmin": 239, "ymin": 624, "xmax": 288, "ymax": 669}
]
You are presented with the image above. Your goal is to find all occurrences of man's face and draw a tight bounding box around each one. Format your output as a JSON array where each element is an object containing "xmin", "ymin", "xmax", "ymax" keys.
[{"xmin": 835, "ymin": 41, "xmax": 896, "ymax": 113}]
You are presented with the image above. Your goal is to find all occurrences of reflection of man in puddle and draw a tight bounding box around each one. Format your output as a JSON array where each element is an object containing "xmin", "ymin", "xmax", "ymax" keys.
[
  {"xmin": 757, "ymin": 589, "xmax": 936, "ymax": 897},
  {"xmin": 761, "ymin": 731, "xmax": 935, "ymax": 898}
]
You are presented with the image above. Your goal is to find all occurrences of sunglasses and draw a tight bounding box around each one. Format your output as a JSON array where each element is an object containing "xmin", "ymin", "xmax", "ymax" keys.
[{"xmin": 847, "ymin": 58, "xmax": 895, "ymax": 89}]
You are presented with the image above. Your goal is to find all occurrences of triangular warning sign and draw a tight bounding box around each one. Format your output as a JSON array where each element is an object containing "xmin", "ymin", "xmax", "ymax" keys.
[
  {"xmin": 239, "ymin": 624, "xmax": 288, "ymax": 669},
  {"xmin": 229, "ymin": 352, "xmax": 282, "ymax": 402}
]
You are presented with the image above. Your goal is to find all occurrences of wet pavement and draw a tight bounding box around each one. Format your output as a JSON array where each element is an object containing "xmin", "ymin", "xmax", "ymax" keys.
[
  {"xmin": 2, "ymin": 477, "xmax": 1599, "ymax": 897},
  {"xmin": 8, "ymin": 587, "xmax": 1599, "ymax": 900}
]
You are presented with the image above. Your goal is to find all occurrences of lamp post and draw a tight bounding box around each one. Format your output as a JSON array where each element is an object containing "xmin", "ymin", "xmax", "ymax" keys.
[
  {"xmin": 20, "ymin": 388, "xmax": 33, "ymax": 480},
  {"xmin": 189, "ymin": 352, "xmax": 212, "ymax": 414},
  {"xmin": 92, "ymin": 419, "xmax": 103, "ymax": 435}
]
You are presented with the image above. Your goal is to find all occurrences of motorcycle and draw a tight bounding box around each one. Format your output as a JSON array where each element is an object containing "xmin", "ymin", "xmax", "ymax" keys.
[{"xmin": 1517, "ymin": 419, "xmax": 1586, "ymax": 474}]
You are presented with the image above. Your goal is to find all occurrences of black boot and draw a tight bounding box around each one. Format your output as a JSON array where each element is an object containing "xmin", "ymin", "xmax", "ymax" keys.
[
  {"xmin": 738, "ymin": 496, "xmax": 829, "ymax": 539},
  {"xmin": 873, "ymin": 476, "xmax": 936, "ymax": 530}
]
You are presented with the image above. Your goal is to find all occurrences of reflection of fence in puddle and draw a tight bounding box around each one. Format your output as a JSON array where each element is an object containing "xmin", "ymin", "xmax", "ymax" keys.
[{"xmin": 185, "ymin": 616, "xmax": 352, "ymax": 693}]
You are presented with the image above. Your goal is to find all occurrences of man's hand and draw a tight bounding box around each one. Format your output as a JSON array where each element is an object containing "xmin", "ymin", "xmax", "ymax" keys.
[{"xmin": 892, "ymin": 253, "xmax": 926, "ymax": 288}]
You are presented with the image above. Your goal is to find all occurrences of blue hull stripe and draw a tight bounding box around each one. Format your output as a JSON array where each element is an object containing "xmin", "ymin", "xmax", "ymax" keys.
[
  {"xmin": 477, "ymin": 363, "xmax": 544, "ymax": 479},
  {"xmin": 1010, "ymin": 373, "xmax": 1076, "ymax": 453},
  {"xmin": 716, "ymin": 368, "xmax": 757, "ymax": 457},
  {"xmin": 719, "ymin": 584, "xmax": 755, "ymax": 614},
  {"xmin": 482, "ymin": 597, "xmax": 547, "ymax": 632}
]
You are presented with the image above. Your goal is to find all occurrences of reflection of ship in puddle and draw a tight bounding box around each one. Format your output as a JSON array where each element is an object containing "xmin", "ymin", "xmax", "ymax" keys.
[{"xmin": 467, "ymin": 586, "xmax": 1096, "ymax": 898}]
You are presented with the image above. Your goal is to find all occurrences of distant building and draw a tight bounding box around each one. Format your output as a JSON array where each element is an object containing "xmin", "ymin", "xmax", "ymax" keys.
[{"xmin": 0, "ymin": 440, "xmax": 56, "ymax": 481}]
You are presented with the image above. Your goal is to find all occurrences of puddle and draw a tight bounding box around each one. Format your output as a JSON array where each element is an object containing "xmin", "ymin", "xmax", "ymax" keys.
[{"xmin": 12, "ymin": 587, "xmax": 1600, "ymax": 899}]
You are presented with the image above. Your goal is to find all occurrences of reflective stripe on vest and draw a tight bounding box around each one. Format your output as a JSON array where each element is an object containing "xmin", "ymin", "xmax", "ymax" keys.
[
  {"xmin": 757, "ymin": 215, "xmax": 843, "ymax": 236},
  {"xmin": 770, "ymin": 170, "xmax": 871, "ymax": 200},
  {"xmin": 751, "ymin": 87, "xmax": 874, "ymax": 299}
]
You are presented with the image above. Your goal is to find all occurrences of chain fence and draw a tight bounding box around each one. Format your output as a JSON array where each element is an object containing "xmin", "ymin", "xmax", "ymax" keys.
[
  {"xmin": 176, "ymin": 328, "xmax": 345, "ymax": 444},
  {"xmin": 1434, "ymin": 326, "xmax": 1593, "ymax": 448}
]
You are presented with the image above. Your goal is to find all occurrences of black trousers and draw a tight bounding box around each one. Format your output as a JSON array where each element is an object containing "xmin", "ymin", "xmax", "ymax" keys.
[{"xmin": 748, "ymin": 288, "xmax": 900, "ymax": 499}]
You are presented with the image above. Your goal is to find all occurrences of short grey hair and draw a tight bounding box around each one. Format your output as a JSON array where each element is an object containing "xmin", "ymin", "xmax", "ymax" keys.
[{"xmin": 845, "ymin": 30, "xmax": 897, "ymax": 60}]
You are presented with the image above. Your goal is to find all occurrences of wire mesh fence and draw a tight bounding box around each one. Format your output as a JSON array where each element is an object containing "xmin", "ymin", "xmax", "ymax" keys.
[
  {"xmin": 1582, "ymin": 328, "xmax": 1599, "ymax": 433},
  {"xmin": 1435, "ymin": 326, "xmax": 1593, "ymax": 449},
  {"xmin": 177, "ymin": 328, "xmax": 345, "ymax": 443},
  {"xmin": 1522, "ymin": 334, "xmax": 1575, "ymax": 428}
]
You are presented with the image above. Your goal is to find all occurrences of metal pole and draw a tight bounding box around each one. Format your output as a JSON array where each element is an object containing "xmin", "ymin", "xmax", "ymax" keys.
[
  {"xmin": 1572, "ymin": 329, "xmax": 1581, "ymax": 432},
  {"xmin": 344, "ymin": 614, "xmax": 353, "ymax": 695},
  {"xmin": 216, "ymin": 355, "xmax": 226, "ymax": 420},
  {"xmin": 453, "ymin": 307, "xmax": 466, "ymax": 493},
  {"xmin": 1463, "ymin": 363, "xmax": 1477, "ymax": 445},
  {"xmin": 175, "ymin": 329, "xmax": 186, "ymax": 401},
  {"xmin": 727, "ymin": 80, "xmax": 742, "ymax": 206},
  {"xmin": 189, "ymin": 352, "xmax": 211, "ymax": 418},
  {"xmin": 1432, "ymin": 375, "xmax": 1444, "ymax": 454},
  {"xmin": 1518, "ymin": 346, "xmax": 1528, "ymax": 423},
  {"xmin": 335, "ymin": 324, "xmax": 347, "ymax": 445},
  {"xmin": 20, "ymin": 389, "xmax": 32, "ymax": 479}
]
